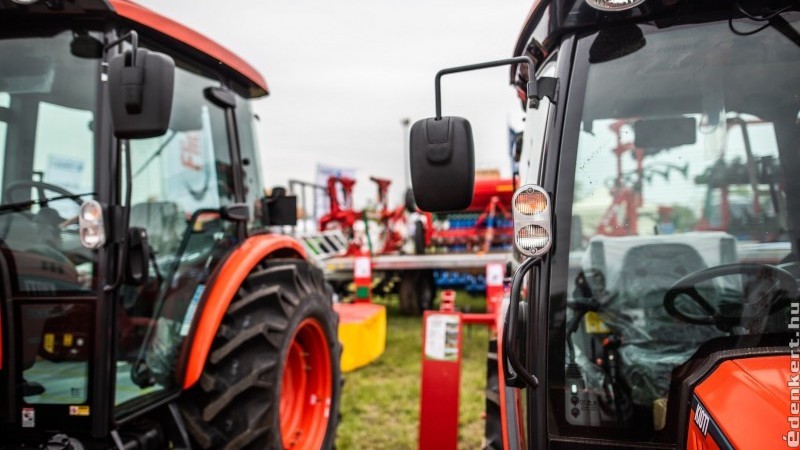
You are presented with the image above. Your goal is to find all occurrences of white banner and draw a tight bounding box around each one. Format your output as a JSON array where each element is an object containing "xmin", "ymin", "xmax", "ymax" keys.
[{"xmin": 315, "ymin": 164, "xmax": 356, "ymax": 220}]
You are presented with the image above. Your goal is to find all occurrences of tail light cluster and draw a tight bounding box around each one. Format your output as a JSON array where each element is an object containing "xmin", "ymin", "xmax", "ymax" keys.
[{"xmin": 511, "ymin": 185, "xmax": 552, "ymax": 257}]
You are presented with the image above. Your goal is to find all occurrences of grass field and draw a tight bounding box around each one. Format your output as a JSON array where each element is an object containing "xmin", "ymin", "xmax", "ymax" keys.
[{"xmin": 335, "ymin": 293, "xmax": 490, "ymax": 450}]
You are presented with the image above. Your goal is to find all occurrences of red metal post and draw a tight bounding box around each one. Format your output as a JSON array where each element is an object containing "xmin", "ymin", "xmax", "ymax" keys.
[
  {"xmin": 419, "ymin": 292, "xmax": 462, "ymax": 450},
  {"xmin": 418, "ymin": 271, "xmax": 506, "ymax": 449},
  {"xmin": 485, "ymin": 263, "xmax": 504, "ymax": 316}
]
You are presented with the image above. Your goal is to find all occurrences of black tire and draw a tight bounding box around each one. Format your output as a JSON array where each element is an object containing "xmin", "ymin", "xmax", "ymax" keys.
[
  {"xmin": 180, "ymin": 259, "xmax": 342, "ymax": 450},
  {"xmin": 398, "ymin": 270, "xmax": 436, "ymax": 316},
  {"xmin": 404, "ymin": 187, "xmax": 417, "ymax": 213},
  {"xmin": 413, "ymin": 220, "xmax": 426, "ymax": 255},
  {"xmin": 483, "ymin": 338, "xmax": 502, "ymax": 450}
]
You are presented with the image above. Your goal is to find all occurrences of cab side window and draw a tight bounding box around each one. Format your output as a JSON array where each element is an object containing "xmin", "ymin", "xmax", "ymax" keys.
[
  {"xmin": 115, "ymin": 60, "xmax": 239, "ymax": 407},
  {"xmin": 235, "ymin": 98, "xmax": 265, "ymax": 230}
]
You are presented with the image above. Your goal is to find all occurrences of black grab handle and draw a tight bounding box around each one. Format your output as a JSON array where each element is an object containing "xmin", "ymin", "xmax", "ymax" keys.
[{"xmin": 503, "ymin": 256, "xmax": 540, "ymax": 389}]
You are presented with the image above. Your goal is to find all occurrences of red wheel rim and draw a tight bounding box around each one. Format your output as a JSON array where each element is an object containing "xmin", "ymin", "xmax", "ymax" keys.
[{"xmin": 280, "ymin": 318, "xmax": 333, "ymax": 449}]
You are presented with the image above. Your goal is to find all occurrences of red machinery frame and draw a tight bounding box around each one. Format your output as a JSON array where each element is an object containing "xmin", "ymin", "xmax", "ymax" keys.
[
  {"xmin": 418, "ymin": 263, "xmax": 521, "ymax": 449},
  {"xmin": 596, "ymin": 120, "xmax": 644, "ymax": 237},
  {"xmin": 318, "ymin": 175, "xmax": 430, "ymax": 256},
  {"xmin": 427, "ymin": 179, "xmax": 515, "ymax": 253}
]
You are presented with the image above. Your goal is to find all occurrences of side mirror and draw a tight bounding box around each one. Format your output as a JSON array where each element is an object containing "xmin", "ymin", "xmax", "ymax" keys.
[
  {"xmin": 108, "ymin": 48, "xmax": 175, "ymax": 139},
  {"xmin": 409, "ymin": 117, "xmax": 475, "ymax": 212},
  {"xmin": 410, "ymin": 56, "xmax": 538, "ymax": 213},
  {"xmin": 261, "ymin": 187, "xmax": 298, "ymax": 226}
]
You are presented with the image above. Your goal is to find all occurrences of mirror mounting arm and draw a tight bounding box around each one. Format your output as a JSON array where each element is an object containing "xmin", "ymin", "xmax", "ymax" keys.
[
  {"xmin": 103, "ymin": 30, "xmax": 139, "ymax": 63},
  {"xmin": 531, "ymin": 77, "xmax": 558, "ymax": 109},
  {"xmin": 434, "ymin": 56, "xmax": 537, "ymax": 119}
]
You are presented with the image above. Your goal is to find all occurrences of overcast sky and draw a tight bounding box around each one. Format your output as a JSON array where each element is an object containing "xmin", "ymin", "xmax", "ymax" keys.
[{"xmin": 136, "ymin": 0, "xmax": 531, "ymax": 206}]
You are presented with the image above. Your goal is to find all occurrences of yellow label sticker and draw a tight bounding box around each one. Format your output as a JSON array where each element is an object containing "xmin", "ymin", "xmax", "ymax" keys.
[
  {"xmin": 63, "ymin": 333, "xmax": 73, "ymax": 347},
  {"xmin": 43, "ymin": 334, "xmax": 55, "ymax": 354},
  {"xmin": 584, "ymin": 312, "xmax": 610, "ymax": 334},
  {"xmin": 69, "ymin": 405, "xmax": 90, "ymax": 416}
]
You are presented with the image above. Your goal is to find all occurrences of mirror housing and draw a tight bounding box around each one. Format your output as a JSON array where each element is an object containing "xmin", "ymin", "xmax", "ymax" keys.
[
  {"xmin": 634, "ymin": 117, "xmax": 697, "ymax": 152},
  {"xmin": 409, "ymin": 117, "xmax": 475, "ymax": 212},
  {"xmin": 108, "ymin": 49, "xmax": 175, "ymax": 139},
  {"xmin": 221, "ymin": 203, "xmax": 251, "ymax": 222},
  {"xmin": 261, "ymin": 187, "xmax": 298, "ymax": 226}
]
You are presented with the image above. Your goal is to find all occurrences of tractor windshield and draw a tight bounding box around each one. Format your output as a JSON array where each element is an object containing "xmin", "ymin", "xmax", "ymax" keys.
[
  {"xmin": 553, "ymin": 13, "xmax": 800, "ymax": 443},
  {"xmin": 0, "ymin": 28, "xmax": 100, "ymax": 406}
]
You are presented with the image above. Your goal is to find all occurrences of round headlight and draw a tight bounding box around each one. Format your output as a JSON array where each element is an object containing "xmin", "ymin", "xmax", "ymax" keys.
[
  {"xmin": 80, "ymin": 226, "xmax": 105, "ymax": 249},
  {"xmin": 585, "ymin": 0, "xmax": 645, "ymax": 11},
  {"xmin": 516, "ymin": 224, "xmax": 550, "ymax": 254},
  {"xmin": 80, "ymin": 200, "xmax": 103, "ymax": 223},
  {"xmin": 514, "ymin": 188, "xmax": 548, "ymax": 216}
]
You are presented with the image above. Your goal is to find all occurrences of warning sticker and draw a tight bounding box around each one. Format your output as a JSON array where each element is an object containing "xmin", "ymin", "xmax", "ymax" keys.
[
  {"xmin": 180, "ymin": 285, "xmax": 205, "ymax": 337},
  {"xmin": 43, "ymin": 333, "xmax": 55, "ymax": 354},
  {"xmin": 21, "ymin": 408, "xmax": 35, "ymax": 428},
  {"xmin": 424, "ymin": 314, "xmax": 460, "ymax": 361},
  {"xmin": 69, "ymin": 405, "xmax": 90, "ymax": 416},
  {"xmin": 584, "ymin": 312, "xmax": 611, "ymax": 334}
]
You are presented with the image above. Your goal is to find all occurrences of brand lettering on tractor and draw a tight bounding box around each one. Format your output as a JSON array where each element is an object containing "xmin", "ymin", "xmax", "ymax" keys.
[{"xmin": 694, "ymin": 404, "xmax": 710, "ymax": 436}]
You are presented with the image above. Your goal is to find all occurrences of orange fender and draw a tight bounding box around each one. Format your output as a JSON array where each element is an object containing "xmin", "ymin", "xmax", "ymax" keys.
[
  {"xmin": 181, "ymin": 234, "xmax": 306, "ymax": 390},
  {"xmin": 689, "ymin": 355, "xmax": 791, "ymax": 450}
]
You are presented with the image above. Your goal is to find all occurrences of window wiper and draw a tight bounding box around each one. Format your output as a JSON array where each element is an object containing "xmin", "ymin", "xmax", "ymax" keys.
[{"xmin": 0, "ymin": 192, "xmax": 95, "ymax": 215}]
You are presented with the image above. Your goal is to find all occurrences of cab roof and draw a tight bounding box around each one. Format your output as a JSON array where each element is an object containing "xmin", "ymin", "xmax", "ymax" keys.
[
  {"xmin": 509, "ymin": 0, "xmax": 785, "ymax": 84},
  {"xmin": 109, "ymin": 0, "xmax": 269, "ymax": 98}
]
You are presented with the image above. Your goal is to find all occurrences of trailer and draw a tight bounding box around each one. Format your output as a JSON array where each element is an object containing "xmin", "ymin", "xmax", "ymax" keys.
[{"xmin": 321, "ymin": 251, "xmax": 508, "ymax": 315}]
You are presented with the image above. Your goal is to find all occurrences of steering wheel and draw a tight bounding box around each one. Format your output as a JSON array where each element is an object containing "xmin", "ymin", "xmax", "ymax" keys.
[
  {"xmin": 4, "ymin": 180, "xmax": 84, "ymax": 207},
  {"xmin": 663, "ymin": 263, "xmax": 798, "ymax": 331}
]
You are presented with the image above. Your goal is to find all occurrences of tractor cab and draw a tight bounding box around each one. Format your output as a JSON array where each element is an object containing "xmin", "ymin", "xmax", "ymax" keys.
[{"xmin": 409, "ymin": 0, "xmax": 799, "ymax": 448}]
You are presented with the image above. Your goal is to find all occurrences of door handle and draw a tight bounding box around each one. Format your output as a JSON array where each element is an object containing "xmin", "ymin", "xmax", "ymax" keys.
[{"xmin": 503, "ymin": 256, "xmax": 540, "ymax": 389}]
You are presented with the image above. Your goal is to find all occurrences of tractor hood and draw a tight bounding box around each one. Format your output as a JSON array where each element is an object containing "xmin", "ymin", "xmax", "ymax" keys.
[{"xmin": 690, "ymin": 355, "xmax": 792, "ymax": 450}]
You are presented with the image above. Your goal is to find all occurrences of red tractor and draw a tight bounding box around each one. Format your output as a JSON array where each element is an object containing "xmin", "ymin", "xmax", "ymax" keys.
[
  {"xmin": 410, "ymin": 1, "xmax": 800, "ymax": 449},
  {"xmin": 0, "ymin": 2, "xmax": 340, "ymax": 449}
]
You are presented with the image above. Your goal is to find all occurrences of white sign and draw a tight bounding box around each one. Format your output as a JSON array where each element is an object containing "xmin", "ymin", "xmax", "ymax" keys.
[
  {"xmin": 46, "ymin": 155, "xmax": 85, "ymax": 192},
  {"xmin": 486, "ymin": 263, "xmax": 504, "ymax": 287},
  {"xmin": 424, "ymin": 314, "xmax": 460, "ymax": 361},
  {"xmin": 353, "ymin": 256, "xmax": 371, "ymax": 279},
  {"xmin": 21, "ymin": 407, "xmax": 35, "ymax": 428}
]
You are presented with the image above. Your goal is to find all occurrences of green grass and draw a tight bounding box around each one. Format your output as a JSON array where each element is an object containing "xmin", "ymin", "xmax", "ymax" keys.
[{"xmin": 336, "ymin": 293, "xmax": 490, "ymax": 450}]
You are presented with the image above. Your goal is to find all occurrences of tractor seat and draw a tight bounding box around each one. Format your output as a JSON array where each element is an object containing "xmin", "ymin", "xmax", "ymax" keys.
[{"xmin": 579, "ymin": 232, "xmax": 737, "ymax": 405}]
